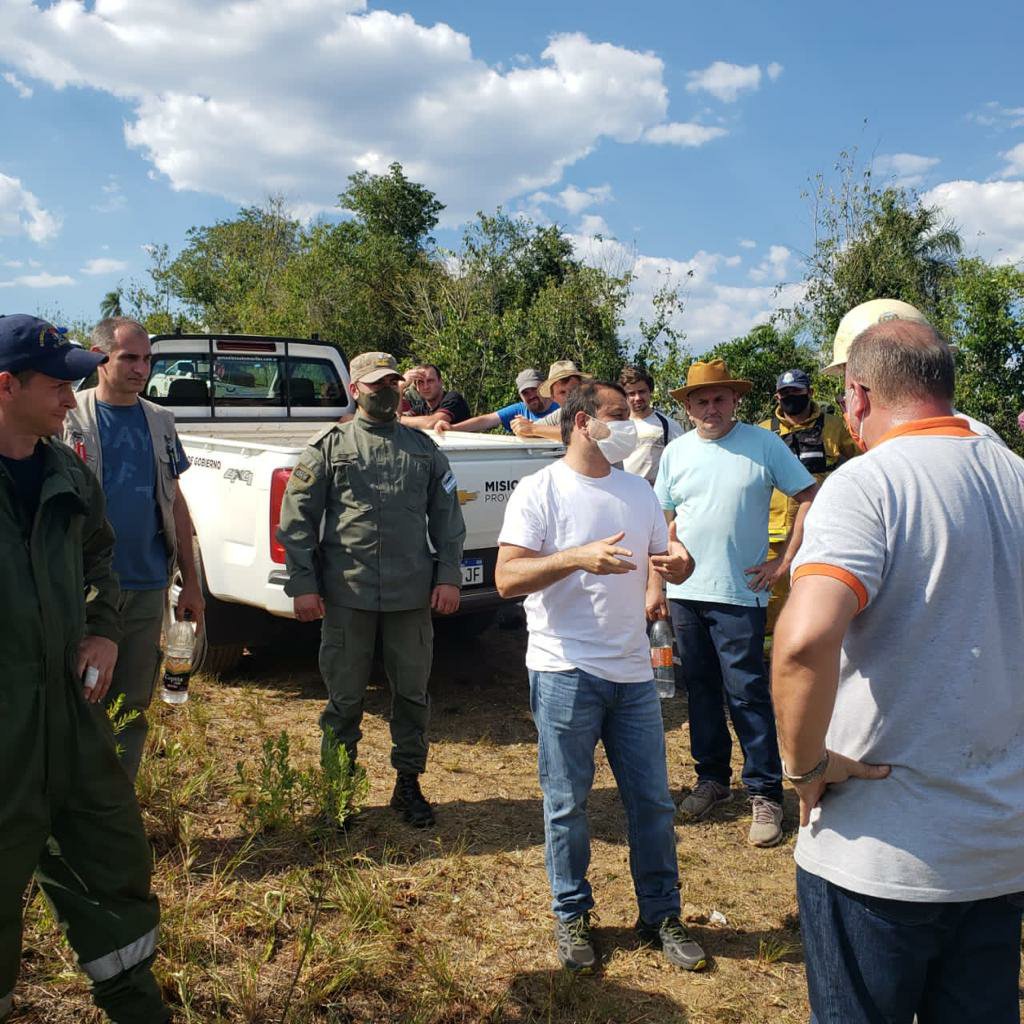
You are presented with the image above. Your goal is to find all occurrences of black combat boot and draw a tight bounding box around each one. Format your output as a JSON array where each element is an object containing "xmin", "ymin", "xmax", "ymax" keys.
[{"xmin": 390, "ymin": 772, "xmax": 435, "ymax": 827}]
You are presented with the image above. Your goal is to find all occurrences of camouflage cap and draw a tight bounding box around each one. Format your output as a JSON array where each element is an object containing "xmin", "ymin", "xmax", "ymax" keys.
[{"xmin": 349, "ymin": 351, "xmax": 404, "ymax": 384}]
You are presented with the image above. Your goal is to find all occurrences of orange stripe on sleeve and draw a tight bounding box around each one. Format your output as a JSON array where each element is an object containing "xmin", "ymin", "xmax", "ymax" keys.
[{"xmin": 792, "ymin": 563, "xmax": 869, "ymax": 612}]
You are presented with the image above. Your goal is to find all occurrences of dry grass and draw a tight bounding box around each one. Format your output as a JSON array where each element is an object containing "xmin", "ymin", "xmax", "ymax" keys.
[{"xmin": 15, "ymin": 624, "xmax": 1015, "ymax": 1023}]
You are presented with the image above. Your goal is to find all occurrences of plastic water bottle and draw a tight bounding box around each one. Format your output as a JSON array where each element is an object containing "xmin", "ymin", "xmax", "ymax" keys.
[
  {"xmin": 650, "ymin": 618, "xmax": 676, "ymax": 699},
  {"xmin": 161, "ymin": 618, "xmax": 196, "ymax": 705}
]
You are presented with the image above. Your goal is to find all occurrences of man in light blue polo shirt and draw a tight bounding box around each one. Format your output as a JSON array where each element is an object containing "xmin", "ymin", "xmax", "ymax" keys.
[
  {"xmin": 654, "ymin": 359, "xmax": 817, "ymax": 847},
  {"xmin": 435, "ymin": 368, "xmax": 557, "ymax": 435}
]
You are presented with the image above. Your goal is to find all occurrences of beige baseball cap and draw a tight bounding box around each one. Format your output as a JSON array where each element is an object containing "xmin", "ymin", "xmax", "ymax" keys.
[
  {"xmin": 539, "ymin": 359, "xmax": 592, "ymax": 398},
  {"xmin": 349, "ymin": 351, "xmax": 404, "ymax": 384},
  {"xmin": 825, "ymin": 299, "xmax": 930, "ymax": 375}
]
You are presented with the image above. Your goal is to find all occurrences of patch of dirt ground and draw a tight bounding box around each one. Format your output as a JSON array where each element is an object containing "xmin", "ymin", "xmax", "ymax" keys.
[{"xmin": 14, "ymin": 619, "xmax": 1022, "ymax": 1023}]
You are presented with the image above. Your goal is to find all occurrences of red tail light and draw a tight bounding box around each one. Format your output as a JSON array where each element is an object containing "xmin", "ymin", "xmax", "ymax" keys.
[{"xmin": 269, "ymin": 467, "xmax": 293, "ymax": 564}]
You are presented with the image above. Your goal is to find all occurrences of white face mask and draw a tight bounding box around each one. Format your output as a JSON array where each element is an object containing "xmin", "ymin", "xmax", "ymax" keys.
[{"xmin": 586, "ymin": 415, "xmax": 638, "ymax": 463}]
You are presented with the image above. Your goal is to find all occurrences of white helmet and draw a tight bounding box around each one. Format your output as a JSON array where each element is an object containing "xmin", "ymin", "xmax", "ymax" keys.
[{"xmin": 824, "ymin": 298, "xmax": 930, "ymax": 376}]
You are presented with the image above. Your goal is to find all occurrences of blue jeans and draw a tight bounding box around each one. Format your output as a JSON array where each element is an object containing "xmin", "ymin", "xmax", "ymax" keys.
[
  {"xmin": 669, "ymin": 598, "xmax": 783, "ymax": 802},
  {"xmin": 528, "ymin": 669, "xmax": 680, "ymax": 925},
  {"xmin": 797, "ymin": 867, "xmax": 1024, "ymax": 1024}
]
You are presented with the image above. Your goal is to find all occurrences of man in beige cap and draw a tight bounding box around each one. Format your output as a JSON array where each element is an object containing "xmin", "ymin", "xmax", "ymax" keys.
[
  {"xmin": 826, "ymin": 299, "xmax": 1005, "ymax": 445},
  {"xmin": 510, "ymin": 360, "xmax": 591, "ymax": 440},
  {"xmin": 277, "ymin": 351, "xmax": 466, "ymax": 828},
  {"xmin": 653, "ymin": 359, "xmax": 817, "ymax": 847},
  {"xmin": 435, "ymin": 368, "xmax": 557, "ymax": 434}
]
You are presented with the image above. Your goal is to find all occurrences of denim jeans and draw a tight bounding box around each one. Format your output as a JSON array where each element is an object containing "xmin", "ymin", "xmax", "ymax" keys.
[
  {"xmin": 669, "ymin": 598, "xmax": 783, "ymax": 802},
  {"xmin": 797, "ymin": 867, "xmax": 1024, "ymax": 1024},
  {"xmin": 528, "ymin": 668, "xmax": 680, "ymax": 924}
]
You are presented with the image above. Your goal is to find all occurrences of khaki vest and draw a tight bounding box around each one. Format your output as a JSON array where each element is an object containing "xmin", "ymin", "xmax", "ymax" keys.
[{"xmin": 63, "ymin": 390, "xmax": 181, "ymax": 576}]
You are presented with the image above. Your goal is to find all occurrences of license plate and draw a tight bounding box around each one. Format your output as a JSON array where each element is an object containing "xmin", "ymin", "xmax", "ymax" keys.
[{"xmin": 461, "ymin": 558, "xmax": 483, "ymax": 586}]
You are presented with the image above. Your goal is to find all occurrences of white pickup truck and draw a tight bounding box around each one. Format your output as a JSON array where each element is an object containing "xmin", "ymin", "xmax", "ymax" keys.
[{"xmin": 147, "ymin": 333, "xmax": 561, "ymax": 672}]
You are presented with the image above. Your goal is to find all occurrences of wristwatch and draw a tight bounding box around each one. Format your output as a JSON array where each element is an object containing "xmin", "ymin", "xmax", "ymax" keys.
[{"xmin": 782, "ymin": 750, "xmax": 830, "ymax": 785}]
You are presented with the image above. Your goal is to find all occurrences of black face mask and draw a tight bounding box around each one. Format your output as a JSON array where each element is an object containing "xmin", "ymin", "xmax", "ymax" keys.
[
  {"xmin": 356, "ymin": 387, "xmax": 400, "ymax": 421},
  {"xmin": 779, "ymin": 393, "xmax": 811, "ymax": 417}
]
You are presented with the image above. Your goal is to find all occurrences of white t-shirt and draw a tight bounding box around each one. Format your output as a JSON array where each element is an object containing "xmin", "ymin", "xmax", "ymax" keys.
[
  {"xmin": 498, "ymin": 460, "xmax": 668, "ymax": 682},
  {"xmin": 622, "ymin": 411, "xmax": 684, "ymax": 484},
  {"xmin": 791, "ymin": 419, "xmax": 1024, "ymax": 901}
]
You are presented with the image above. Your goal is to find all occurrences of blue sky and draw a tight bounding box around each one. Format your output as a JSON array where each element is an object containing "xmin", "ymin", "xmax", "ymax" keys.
[{"xmin": 1, "ymin": 0, "xmax": 1022, "ymax": 351}]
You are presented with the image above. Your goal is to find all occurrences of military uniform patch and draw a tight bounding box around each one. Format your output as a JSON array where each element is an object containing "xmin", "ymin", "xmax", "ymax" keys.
[
  {"xmin": 290, "ymin": 464, "xmax": 317, "ymax": 490},
  {"xmin": 441, "ymin": 469, "xmax": 457, "ymax": 494}
]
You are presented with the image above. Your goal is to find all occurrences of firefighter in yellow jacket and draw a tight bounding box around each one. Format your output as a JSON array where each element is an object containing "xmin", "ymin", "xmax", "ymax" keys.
[{"xmin": 758, "ymin": 369, "xmax": 859, "ymax": 633}]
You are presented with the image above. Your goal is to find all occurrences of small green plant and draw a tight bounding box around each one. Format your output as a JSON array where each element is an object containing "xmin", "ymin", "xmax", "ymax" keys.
[
  {"xmin": 106, "ymin": 691, "xmax": 141, "ymax": 734},
  {"xmin": 236, "ymin": 731, "xmax": 304, "ymax": 833},
  {"xmin": 313, "ymin": 739, "xmax": 369, "ymax": 830}
]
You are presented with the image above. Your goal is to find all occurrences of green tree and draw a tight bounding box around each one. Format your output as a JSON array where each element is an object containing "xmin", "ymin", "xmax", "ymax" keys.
[
  {"xmin": 99, "ymin": 288, "xmax": 123, "ymax": 319},
  {"xmin": 800, "ymin": 153, "xmax": 962, "ymax": 359},
  {"xmin": 339, "ymin": 161, "xmax": 444, "ymax": 256},
  {"xmin": 942, "ymin": 258, "xmax": 1024, "ymax": 455},
  {"xmin": 164, "ymin": 197, "xmax": 300, "ymax": 332}
]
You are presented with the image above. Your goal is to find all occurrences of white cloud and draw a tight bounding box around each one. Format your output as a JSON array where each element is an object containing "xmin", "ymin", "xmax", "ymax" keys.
[
  {"xmin": 0, "ymin": 173, "xmax": 61, "ymax": 242},
  {"xmin": 766, "ymin": 62, "xmax": 783, "ymax": 81},
  {"xmin": 922, "ymin": 179, "xmax": 1024, "ymax": 265},
  {"xmin": 92, "ymin": 177, "xmax": 127, "ymax": 213},
  {"xmin": 643, "ymin": 122, "xmax": 727, "ymax": 146},
  {"xmin": 577, "ymin": 213, "xmax": 611, "ymax": 236},
  {"xmin": 739, "ymin": 238, "xmax": 757, "ymax": 249},
  {"xmin": 997, "ymin": 142, "xmax": 1024, "ymax": 179},
  {"xmin": 685, "ymin": 60, "xmax": 778, "ymax": 103},
  {"xmin": 0, "ymin": 3, "xmax": 714, "ymax": 224},
  {"xmin": 556, "ymin": 184, "xmax": 612, "ymax": 216},
  {"xmin": 2, "ymin": 259, "xmax": 24, "ymax": 268},
  {"xmin": 3, "ymin": 70, "xmax": 32, "ymax": 98},
  {"xmin": 968, "ymin": 101, "xmax": 1024, "ymax": 129},
  {"xmin": 872, "ymin": 152, "xmax": 941, "ymax": 188},
  {"xmin": 748, "ymin": 244, "xmax": 791, "ymax": 283},
  {"xmin": 569, "ymin": 228, "xmax": 802, "ymax": 352},
  {"xmin": 0, "ymin": 272, "xmax": 75, "ymax": 289},
  {"xmin": 80, "ymin": 257, "xmax": 129, "ymax": 275}
]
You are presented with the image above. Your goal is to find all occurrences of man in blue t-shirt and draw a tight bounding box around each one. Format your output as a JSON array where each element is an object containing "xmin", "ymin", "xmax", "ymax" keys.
[
  {"xmin": 654, "ymin": 359, "xmax": 817, "ymax": 849},
  {"xmin": 63, "ymin": 317, "xmax": 203, "ymax": 781},
  {"xmin": 435, "ymin": 368, "xmax": 557, "ymax": 436}
]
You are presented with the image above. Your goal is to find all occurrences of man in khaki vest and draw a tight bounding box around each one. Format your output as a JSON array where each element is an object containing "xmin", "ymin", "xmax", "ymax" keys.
[{"xmin": 63, "ymin": 317, "xmax": 203, "ymax": 780}]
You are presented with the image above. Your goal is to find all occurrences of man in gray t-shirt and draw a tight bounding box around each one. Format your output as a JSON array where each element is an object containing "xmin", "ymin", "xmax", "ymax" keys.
[{"xmin": 773, "ymin": 320, "xmax": 1024, "ymax": 1024}]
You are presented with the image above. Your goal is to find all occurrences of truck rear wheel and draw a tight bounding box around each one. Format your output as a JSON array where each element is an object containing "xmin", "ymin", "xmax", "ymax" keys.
[{"xmin": 171, "ymin": 539, "xmax": 247, "ymax": 676}]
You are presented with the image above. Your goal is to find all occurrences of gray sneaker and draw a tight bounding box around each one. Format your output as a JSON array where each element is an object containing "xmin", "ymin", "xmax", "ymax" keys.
[
  {"xmin": 676, "ymin": 779, "xmax": 731, "ymax": 821},
  {"xmin": 748, "ymin": 795, "xmax": 784, "ymax": 847},
  {"xmin": 636, "ymin": 915, "xmax": 707, "ymax": 971},
  {"xmin": 554, "ymin": 914, "xmax": 597, "ymax": 973}
]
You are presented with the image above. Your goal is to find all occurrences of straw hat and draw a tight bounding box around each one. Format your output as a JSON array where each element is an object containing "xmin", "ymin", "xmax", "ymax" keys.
[
  {"xmin": 539, "ymin": 359, "xmax": 592, "ymax": 398},
  {"xmin": 669, "ymin": 359, "xmax": 752, "ymax": 402}
]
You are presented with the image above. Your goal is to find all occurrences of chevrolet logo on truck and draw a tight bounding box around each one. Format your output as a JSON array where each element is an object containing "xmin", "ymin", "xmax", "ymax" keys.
[
  {"xmin": 457, "ymin": 490, "xmax": 478, "ymax": 505},
  {"xmin": 485, "ymin": 479, "xmax": 518, "ymax": 503}
]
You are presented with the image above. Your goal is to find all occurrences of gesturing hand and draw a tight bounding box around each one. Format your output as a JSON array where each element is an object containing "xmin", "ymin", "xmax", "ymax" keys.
[
  {"xmin": 650, "ymin": 521, "xmax": 695, "ymax": 586},
  {"xmin": 574, "ymin": 531, "xmax": 637, "ymax": 575},
  {"xmin": 792, "ymin": 750, "xmax": 891, "ymax": 827}
]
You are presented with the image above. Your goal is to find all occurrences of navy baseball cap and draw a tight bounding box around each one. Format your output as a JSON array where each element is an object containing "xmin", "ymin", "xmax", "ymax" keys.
[
  {"xmin": 0, "ymin": 314, "xmax": 107, "ymax": 380},
  {"xmin": 775, "ymin": 368, "xmax": 811, "ymax": 391}
]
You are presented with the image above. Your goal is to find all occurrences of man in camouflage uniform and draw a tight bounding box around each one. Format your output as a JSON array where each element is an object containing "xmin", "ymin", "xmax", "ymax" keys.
[{"xmin": 277, "ymin": 351, "xmax": 466, "ymax": 827}]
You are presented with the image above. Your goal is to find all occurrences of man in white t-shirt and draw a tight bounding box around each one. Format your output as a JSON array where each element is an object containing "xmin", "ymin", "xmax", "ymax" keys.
[
  {"xmin": 496, "ymin": 380, "xmax": 707, "ymax": 975},
  {"xmin": 618, "ymin": 365, "xmax": 684, "ymax": 484},
  {"xmin": 773, "ymin": 321, "xmax": 1024, "ymax": 1024}
]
